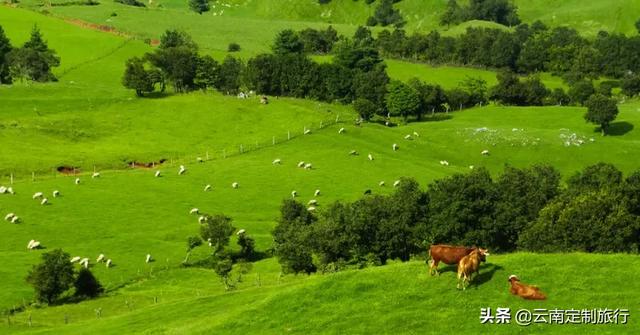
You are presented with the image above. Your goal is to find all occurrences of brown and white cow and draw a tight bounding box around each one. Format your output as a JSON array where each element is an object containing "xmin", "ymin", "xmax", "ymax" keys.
[
  {"xmin": 508, "ymin": 275, "xmax": 546, "ymax": 300},
  {"xmin": 456, "ymin": 248, "xmax": 489, "ymax": 290},
  {"xmin": 428, "ymin": 244, "xmax": 487, "ymax": 276}
]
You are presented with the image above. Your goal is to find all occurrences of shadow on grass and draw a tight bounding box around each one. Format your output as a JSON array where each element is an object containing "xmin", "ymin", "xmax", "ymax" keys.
[
  {"xmin": 472, "ymin": 263, "xmax": 503, "ymax": 288},
  {"xmin": 142, "ymin": 91, "xmax": 173, "ymax": 99},
  {"xmin": 603, "ymin": 121, "xmax": 634, "ymax": 136}
]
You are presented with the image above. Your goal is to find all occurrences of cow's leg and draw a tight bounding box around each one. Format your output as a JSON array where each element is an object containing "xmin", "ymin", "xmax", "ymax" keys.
[{"xmin": 430, "ymin": 259, "xmax": 439, "ymax": 276}]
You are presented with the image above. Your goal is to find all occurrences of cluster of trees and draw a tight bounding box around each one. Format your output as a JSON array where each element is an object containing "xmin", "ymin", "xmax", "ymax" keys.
[
  {"xmin": 373, "ymin": 22, "xmax": 640, "ymax": 81},
  {"xmin": 440, "ymin": 0, "xmax": 520, "ymax": 27},
  {"xmin": 26, "ymin": 249, "xmax": 102, "ymax": 304},
  {"xmin": 366, "ymin": 0, "xmax": 405, "ymax": 28},
  {"xmin": 0, "ymin": 25, "xmax": 60, "ymax": 84},
  {"xmin": 273, "ymin": 163, "xmax": 640, "ymax": 274}
]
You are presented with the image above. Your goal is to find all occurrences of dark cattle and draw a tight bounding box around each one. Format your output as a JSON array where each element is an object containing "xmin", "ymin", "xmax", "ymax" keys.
[
  {"xmin": 428, "ymin": 244, "xmax": 487, "ymax": 276},
  {"xmin": 508, "ymin": 275, "xmax": 546, "ymax": 300}
]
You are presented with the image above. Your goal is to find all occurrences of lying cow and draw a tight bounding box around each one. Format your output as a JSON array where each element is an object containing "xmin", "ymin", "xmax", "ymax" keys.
[
  {"xmin": 508, "ymin": 275, "xmax": 546, "ymax": 300},
  {"xmin": 456, "ymin": 248, "xmax": 489, "ymax": 290},
  {"xmin": 428, "ymin": 244, "xmax": 487, "ymax": 276}
]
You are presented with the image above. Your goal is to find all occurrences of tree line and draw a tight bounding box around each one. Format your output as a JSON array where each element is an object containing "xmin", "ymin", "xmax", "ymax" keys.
[
  {"xmin": 0, "ymin": 25, "xmax": 60, "ymax": 84},
  {"xmin": 272, "ymin": 163, "xmax": 640, "ymax": 274},
  {"xmin": 440, "ymin": 0, "xmax": 520, "ymax": 27}
]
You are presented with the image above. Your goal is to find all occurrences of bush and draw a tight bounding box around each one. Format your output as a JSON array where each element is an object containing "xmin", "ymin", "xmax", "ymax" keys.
[
  {"xmin": 353, "ymin": 98, "xmax": 377, "ymax": 120},
  {"xmin": 227, "ymin": 42, "xmax": 241, "ymax": 52},
  {"xmin": 114, "ymin": 0, "xmax": 145, "ymax": 7},
  {"xmin": 26, "ymin": 249, "xmax": 75, "ymax": 304}
]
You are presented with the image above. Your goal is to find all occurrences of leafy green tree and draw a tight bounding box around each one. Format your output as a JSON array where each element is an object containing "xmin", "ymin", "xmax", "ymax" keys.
[
  {"xmin": 408, "ymin": 78, "xmax": 446, "ymax": 118},
  {"xmin": 216, "ymin": 55, "xmax": 243, "ymax": 95},
  {"xmin": 273, "ymin": 200, "xmax": 317, "ymax": 274},
  {"xmin": 353, "ymin": 98, "xmax": 377, "ymax": 120},
  {"xmin": 333, "ymin": 39, "xmax": 383, "ymax": 72},
  {"xmin": 584, "ymin": 94, "xmax": 619, "ymax": 135},
  {"xmin": 522, "ymin": 76, "xmax": 549, "ymax": 106},
  {"xmin": 8, "ymin": 25, "xmax": 60, "ymax": 82},
  {"xmin": 547, "ymin": 87, "xmax": 570, "ymax": 106},
  {"xmin": 440, "ymin": 0, "xmax": 463, "ymax": 27},
  {"xmin": 194, "ymin": 55, "xmax": 220, "ymax": 91},
  {"xmin": 386, "ymin": 80, "xmax": 421, "ymax": 121},
  {"xmin": 459, "ymin": 76, "xmax": 488, "ymax": 106},
  {"xmin": 227, "ymin": 42, "xmax": 241, "ymax": 52},
  {"xmin": 200, "ymin": 214, "xmax": 236, "ymax": 253},
  {"xmin": 146, "ymin": 30, "xmax": 199, "ymax": 92},
  {"xmin": 312, "ymin": 202, "xmax": 352, "ymax": 270},
  {"xmin": 74, "ymin": 268, "xmax": 103, "ymax": 298},
  {"xmin": 211, "ymin": 249, "xmax": 234, "ymax": 290},
  {"xmin": 353, "ymin": 26, "xmax": 375, "ymax": 47},
  {"xmin": 371, "ymin": 0, "xmax": 404, "ymax": 27},
  {"xmin": 183, "ymin": 235, "xmax": 202, "ymax": 264},
  {"xmin": 237, "ymin": 232, "xmax": 256, "ymax": 260},
  {"xmin": 0, "ymin": 25, "xmax": 12, "ymax": 84},
  {"xmin": 272, "ymin": 29, "xmax": 304, "ymax": 55},
  {"xmin": 189, "ymin": 0, "xmax": 209, "ymax": 14},
  {"xmin": 568, "ymin": 79, "xmax": 595, "ymax": 105},
  {"xmin": 490, "ymin": 70, "xmax": 526, "ymax": 105},
  {"xmin": 622, "ymin": 74, "xmax": 640, "ymax": 97},
  {"xmin": 567, "ymin": 162, "xmax": 622, "ymax": 194},
  {"xmin": 122, "ymin": 57, "xmax": 154, "ymax": 96},
  {"xmin": 26, "ymin": 249, "xmax": 75, "ymax": 304},
  {"xmin": 353, "ymin": 65, "xmax": 389, "ymax": 112}
]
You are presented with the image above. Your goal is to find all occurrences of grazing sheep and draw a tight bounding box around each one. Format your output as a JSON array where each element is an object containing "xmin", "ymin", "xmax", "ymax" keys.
[
  {"xmin": 291, "ymin": 190, "xmax": 297, "ymax": 198},
  {"xmin": 404, "ymin": 134, "xmax": 412, "ymax": 140},
  {"xmin": 469, "ymin": 165, "xmax": 475, "ymax": 170},
  {"xmin": 368, "ymin": 154, "xmax": 374, "ymax": 161},
  {"xmin": 190, "ymin": 208, "xmax": 199, "ymax": 215},
  {"xmin": 272, "ymin": 158, "xmax": 281, "ymax": 165},
  {"xmin": 40, "ymin": 198, "xmax": 48, "ymax": 206},
  {"xmin": 481, "ymin": 150, "xmax": 490, "ymax": 156},
  {"xmin": 75, "ymin": 178, "xmax": 81, "ymax": 185},
  {"xmin": 0, "ymin": 186, "xmax": 6, "ymax": 194},
  {"xmin": 393, "ymin": 180, "xmax": 401, "ymax": 187},
  {"xmin": 155, "ymin": 170, "xmax": 161, "ymax": 177},
  {"xmin": 307, "ymin": 206, "xmax": 316, "ymax": 212},
  {"xmin": 440, "ymin": 160, "xmax": 449, "ymax": 166},
  {"xmin": 53, "ymin": 190, "xmax": 60, "ymax": 197},
  {"xmin": 314, "ymin": 189, "xmax": 321, "ymax": 196},
  {"xmin": 198, "ymin": 216, "xmax": 206, "ymax": 224},
  {"xmin": 96, "ymin": 254, "xmax": 105, "ymax": 263},
  {"xmin": 70, "ymin": 256, "xmax": 81, "ymax": 263},
  {"xmin": 92, "ymin": 172, "xmax": 100, "ymax": 178},
  {"xmin": 236, "ymin": 229, "xmax": 246, "ymax": 235},
  {"xmin": 304, "ymin": 129, "xmax": 311, "ymax": 135},
  {"xmin": 379, "ymin": 181, "xmax": 386, "ymax": 186},
  {"xmin": 349, "ymin": 150, "xmax": 359, "ymax": 156},
  {"xmin": 27, "ymin": 240, "xmax": 41, "ymax": 250},
  {"xmin": 392, "ymin": 143, "xmax": 398, "ymax": 151},
  {"xmin": 232, "ymin": 182, "xmax": 239, "ymax": 189},
  {"xmin": 204, "ymin": 184, "xmax": 212, "ymax": 192},
  {"xmin": 413, "ymin": 131, "xmax": 420, "ymax": 137},
  {"xmin": 145, "ymin": 254, "xmax": 152, "ymax": 263},
  {"xmin": 297, "ymin": 161, "xmax": 305, "ymax": 168},
  {"xmin": 79, "ymin": 258, "xmax": 89, "ymax": 268},
  {"xmin": 32, "ymin": 192, "xmax": 43, "ymax": 199},
  {"xmin": 304, "ymin": 163, "xmax": 313, "ymax": 169},
  {"xmin": 364, "ymin": 189, "xmax": 372, "ymax": 195},
  {"xmin": 197, "ymin": 157, "xmax": 204, "ymax": 163},
  {"xmin": 178, "ymin": 165, "xmax": 186, "ymax": 175},
  {"xmin": 106, "ymin": 259, "xmax": 112, "ymax": 268},
  {"xmin": 338, "ymin": 127, "xmax": 345, "ymax": 134},
  {"xmin": 7, "ymin": 187, "xmax": 14, "ymax": 194},
  {"xmin": 5, "ymin": 213, "xmax": 15, "ymax": 221},
  {"xmin": 308, "ymin": 199, "xmax": 317, "ymax": 206},
  {"xmin": 11, "ymin": 216, "xmax": 19, "ymax": 224}
]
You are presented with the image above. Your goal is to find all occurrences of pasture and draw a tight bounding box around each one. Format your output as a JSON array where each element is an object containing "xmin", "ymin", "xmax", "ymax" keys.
[{"xmin": 1, "ymin": 1, "xmax": 640, "ymax": 334}]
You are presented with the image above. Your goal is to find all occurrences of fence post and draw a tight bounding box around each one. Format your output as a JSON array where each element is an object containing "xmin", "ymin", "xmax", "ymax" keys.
[
  {"xmin": 206, "ymin": 151, "xmax": 209, "ymax": 160},
  {"xmin": 287, "ymin": 131, "xmax": 290, "ymax": 140},
  {"xmin": 272, "ymin": 136, "xmax": 275, "ymax": 145},
  {"xmin": 10, "ymin": 173, "xmax": 13, "ymax": 185},
  {"xmin": 240, "ymin": 144, "xmax": 243, "ymax": 154},
  {"xmin": 320, "ymin": 121, "xmax": 323, "ymax": 129},
  {"xmin": 32, "ymin": 172, "xmax": 35, "ymax": 182},
  {"xmin": 223, "ymin": 149, "xmax": 226, "ymax": 159},
  {"xmin": 336, "ymin": 114, "xmax": 340, "ymax": 123}
]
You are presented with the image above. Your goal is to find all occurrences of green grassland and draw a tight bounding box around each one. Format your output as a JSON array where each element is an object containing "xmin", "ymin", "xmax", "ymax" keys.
[{"xmin": 1, "ymin": 2, "xmax": 640, "ymax": 334}]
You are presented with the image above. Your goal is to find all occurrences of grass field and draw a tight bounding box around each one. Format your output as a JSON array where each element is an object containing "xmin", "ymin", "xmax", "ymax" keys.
[{"xmin": 1, "ymin": 2, "xmax": 640, "ymax": 334}]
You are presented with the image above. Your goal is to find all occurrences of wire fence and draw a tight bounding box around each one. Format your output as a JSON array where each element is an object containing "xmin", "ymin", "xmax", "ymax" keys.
[{"xmin": 0, "ymin": 115, "xmax": 346, "ymax": 185}]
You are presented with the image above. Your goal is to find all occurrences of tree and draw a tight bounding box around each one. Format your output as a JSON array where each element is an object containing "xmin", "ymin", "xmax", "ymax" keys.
[
  {"xmin": 567, "ymin": 162, "xmax": 623, "ymax": 194},
  {"xmin": 0, "ymin": 25, "xmax": 12, "ymax": 84},
  {"xmin": 548, "ymin": 87, "xmax": 570, "ymax": 106},
  {"xmin": 74, "ymin": 268, "xmax": 103, "ymax": 298},
  {"xmin": 522, "ymin": 76, "xmax": 549, "ymax": 106},
  {"xmin": 273, "ymin": 200, "xmax": 317, "ymax": 274},
  {"xmin": 490, "ymin": 70, "xmax": 526, "ymax": 105},
  {"xmin": 237, "ymin": 231, "xmax": 256, "ymax": 260},
  {"xmin": 183, "ymin": 235, "xmax": 202, "ymax": 264},
  {"xmin": 333, "ymin": 40, "xmax": 383, "ymax": 72},
  {"xmin": 568, "ymin": 80, "xmax": 595, "ymax": 105},
  {"xmin": 272, "ymin": 29, "xmax": 304, "ymax": 55},
  {"xmin": 189, "ymin": 0, "xmax": 209, "ymax": 14},
  {"xmin": 8, "ymin": 25, "xmax": 60, "ymax": 82},
  {"xmin": 408, "ymin": 78, "xmax": 446, "ymax": 118},
  {"xmin": 353, "ymin": 65, "xmax": 389, "ymax": 112},
  {"xmin": 636, "ymin": 18, "xmax": 640, "ymax": 34},
  {"xmin": 386, "ymin": 80, "xmax": 421, "ymax": 121},
  {"xmin": 122, "ymin": 57, "xmax": 154, "ymax": 96},
  {"xmin": 146, "ymin": 30, "xmax": 199, "ymax": 92},
  {"xmin": 211, "ymin": 249, "xmax": 234, "ymax": 290},
  {"xmin": 26, "ymin": 249, "xmax": 75, "ymax": 304},
  {"xmin": 228, "ymin": 42, "xmax": 241, "ymax": 52},
  {"xmin": 194, "ymin": 55, "xmax": 220, "ymax": 91},
  {"xmin": 371, "ymin": 0, "xmax": 404, "ymax": 27},
  {"xmin": 216, "ymin": 55, "xmax": 243, "ymax": 94},
  {"xmin": 584, "ymin": 94, "xmax": 619, "ymax": 135},
  {"xmin": 353, "ymin": 98, "xmax": 377, "ymax": 120},
  {"xmin": 200, "ymin": 214, "xmax": 236, "ymax": 253},
  {"xmin": 440, "ymin": 0, "xmax": 463, "ymax": 27},
  {"xmin": 622, "ymin": 74, "xmax": 640, "ymax": 97}
]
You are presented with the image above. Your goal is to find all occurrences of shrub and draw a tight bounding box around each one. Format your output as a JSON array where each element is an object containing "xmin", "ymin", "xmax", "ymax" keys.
[
  {"xmin": 227, "ymin": 42, "xmax": 241, "ymax": 52},
  {"xmin": 26, "ymin": 249, "xmax": 74, "ymax": 304}
]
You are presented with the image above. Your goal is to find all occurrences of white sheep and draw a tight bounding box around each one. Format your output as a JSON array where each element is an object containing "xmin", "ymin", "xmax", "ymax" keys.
[
  {"xmin": 53, "ymin": 190, "xmax": 60, "ymax": 197},
  {"xmin": 338, "ymin": 127, "xmax": 345, "ymax": 134},
  {"xmin": 145, "ymin": 254, "xmax": 152, "ymax": 263},
  {"xmin": 96, "ymin": 254, "xmax": 105, "ymax": 263},
  {"xmin": 440, "ymin": 160, "xmax": 449, "ymax": 166},
  {"xmin": 308, "ymin": 199, "xmax": 317, "ymax": 206},
  {"xmin": 297, "ymin": 161, "xmax": 305, "ymax": 168},
  {"xmin": 379, "ymin": 181, "xmax": 386, "ymax": 187},
  {"xmin": 307, "ymin": 206, "xmax": 316, "ymax": 212},
  {"xmin": 368, "ymin": 154, "xmax": 374, "ymax": 161},
  {"xmin": 70, "ymin": 256, "xmax": 81, "ymax": 263},
  {"xmin": 11, "ymin": 216, "xmax": 19, "ymax": 224},
  {"xmin": 304, "ymin": 129, "xmax": 311, "ymax": 135},
  {"xmin": 155, "ymin": 170, "xmax": 162, "ymax": 177},
  {"xmin": 75, "ymin": 178, "xmax": 81, "ymax": 185},
  {"xmin": 232, "ymin": 182, "xmax": 239, "ymax": 189},
  {"xmin": 404, "ymin": 134, "xmax": 412, "ymax": 140},
  {"xmin": 314, "ymin": 189, "xmax": 321, "ymax": 196},
  {"xmin": 40, "ymin": 198, "xmax": 48, "ymax": 206},
  {"xmin": 92, "ymin": 172, "xmax": 100, "ymax": 178},
  {"xmin": 413, "ymin": 131, "xmax": 420, "ymax": 137},
  {"xmin": 106, "ymin": 259, "xmax": 112, "ymax": 268},
  {"xmin": 190, "ymin": 208, "xmax": 199, "ymax": 215},
  {"xmin": 392, "ymin": 143, "xmax": 398, "ymax": 151},
  {"xmin": 27, "ymin": 240, "xmax": 40, "ymax": 250},
  {"xmin": 469, "ymin": 165, "xmax": 475, "ymax": 170},
  {"xmin": 178, "ymin": 165, "xmax": 186, "ymax": 175},
  {"xmin": 79, "ymin": 258, "xmax": 89, "ymax": 268},
  {"xmin": 204, "ymin": 184, "xmax": 212, "ymax": 192},
  {"xmin": 291, "ymin": 190, "xmax": 297, "ymax": 198},
  {"xmin": 393, "ymin": 180, "xmax": 401, "ymax": 187},
  {"xmin": 5, "ymin": 213, "xmax": 15, "ymax": 221},
  {"xmin": 0, "ymin": 186, "xmax": 6, "ymax": 194},
  {"xmin": 197, "ymin": 157, "xmax": 204, "ymax": 163},
  {"xmin": 349, "ymin": 150, "xmax": 359, "ymax": 156},
  {"xmin": 236, "ymin": 229, "xmax": 246, "ymax": 235},
  {"xmin": 198, "ymin": 216, "xmax": 206, "ymax": 224},
  {"xmin": 272, "ymin": 158, "xmax": 281, "ymax": 165},
  {"xmin": 7, "ymin": 187, "xmax": 14, "ymax": 194},
  {"xmin": 32, "ymin": 192, "xmax": 43, "ymax": 199},
  {"xmin": 481, "ymin": 150, "xmax": 490, "ymax": 156},
  {"xmin": 304, "ymin": 163, "xmax": 313, "ymax": 169}
]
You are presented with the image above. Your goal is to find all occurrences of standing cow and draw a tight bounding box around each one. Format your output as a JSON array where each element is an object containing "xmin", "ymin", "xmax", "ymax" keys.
[
  {"xmin": 457, "ymin": 248, "xmax": 489, "ymax": 290},
  {"xmin": 428, "ymin": 244, "xmax": 487, "ymax": 276}
]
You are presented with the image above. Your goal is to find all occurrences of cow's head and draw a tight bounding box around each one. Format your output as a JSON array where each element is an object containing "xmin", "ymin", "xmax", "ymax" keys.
[
  {"xmin": 508, "ymin": 274, "xmax": 519, "ymax": 283},
  {"xmin": 478, "ymin": 248, "xmax": 489, "ymax": 262}
]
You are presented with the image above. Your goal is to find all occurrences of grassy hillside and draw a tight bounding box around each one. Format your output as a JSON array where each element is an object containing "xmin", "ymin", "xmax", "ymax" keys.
[{"xmin": 2, "ymin": 254, "xmax": 639, "ymax": 334}]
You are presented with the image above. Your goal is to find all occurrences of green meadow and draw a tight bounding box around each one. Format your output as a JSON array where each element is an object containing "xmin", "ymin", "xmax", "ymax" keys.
[{"xmin": 1, "ymin": 1, "xmax": 639, "ymax": 334}]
